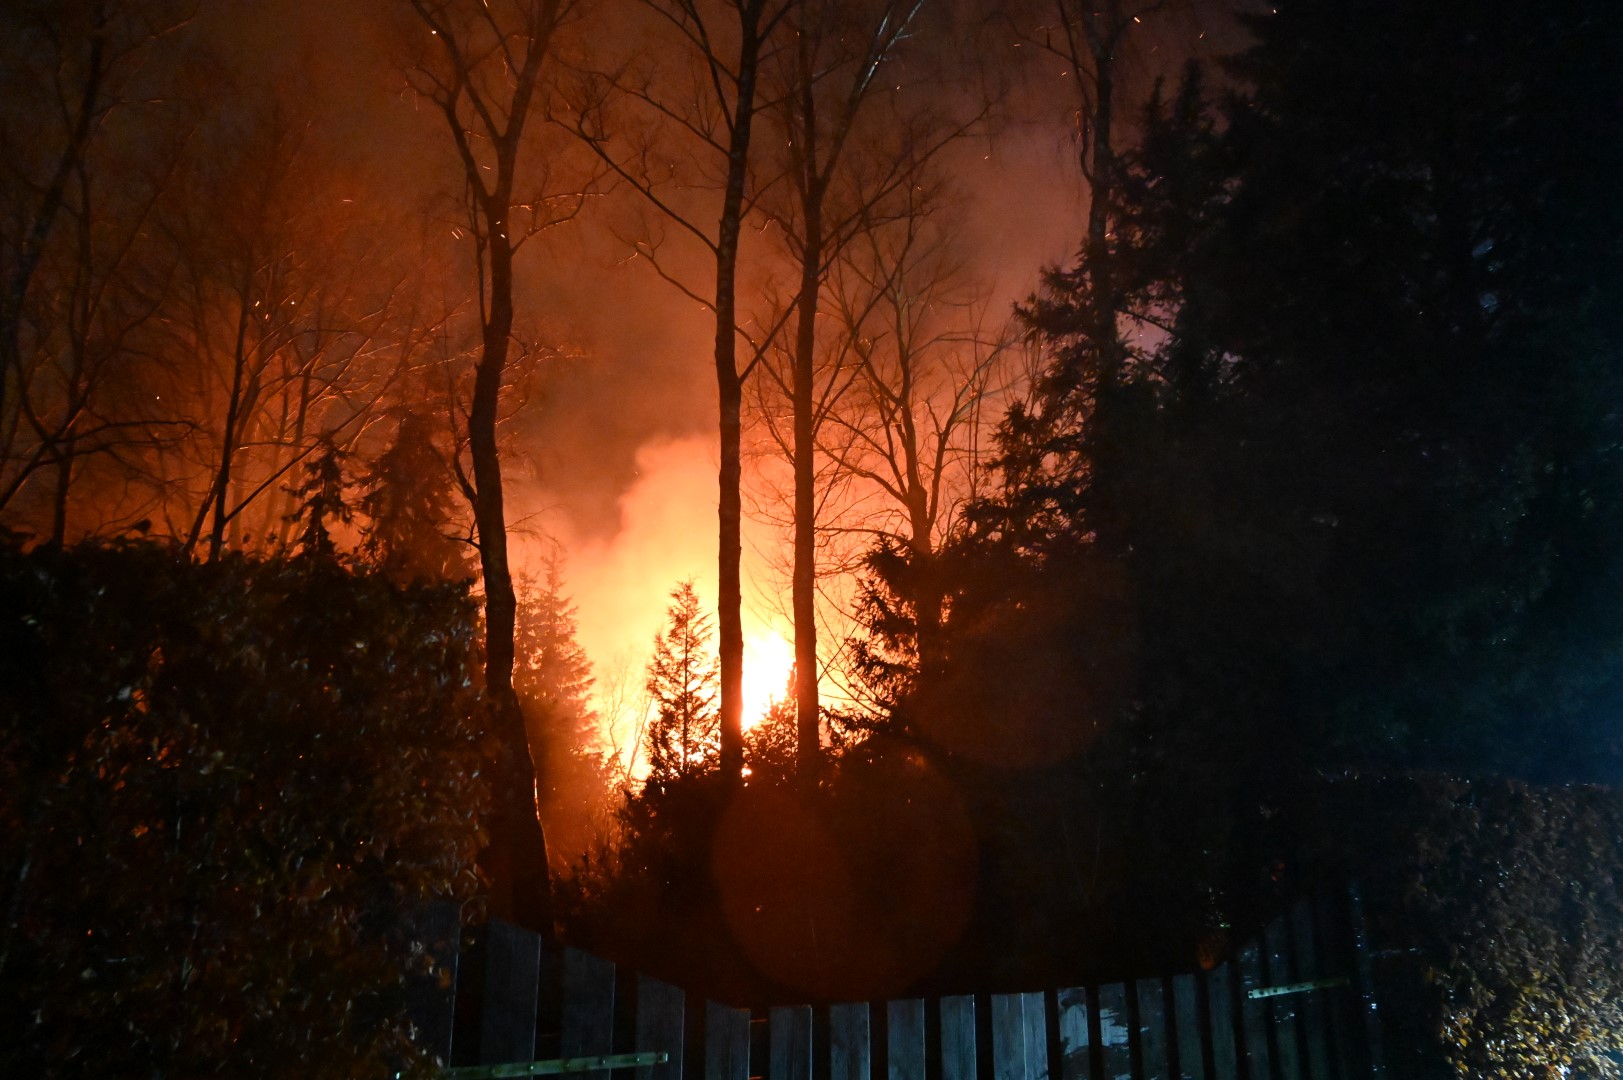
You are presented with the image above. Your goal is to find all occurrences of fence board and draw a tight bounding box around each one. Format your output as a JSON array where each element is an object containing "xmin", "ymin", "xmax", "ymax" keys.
[
  {"xmin": 479, "ymin": 919, "xmax": 541, "ymax": 1064},
  {"xmin": 1289, "ymin": 903, "xmax": 1333, "ymax": 1080},
  {"xmin": 771, "ymin": 1005, "xmax": 813, "ymax": 1080},
  {"xmin": 1318, "ymin": 893, "xmax": 1363, "ymax": 1080},
  {"xmin": 1238, "ymin": 943, "xmax": 1272, "ymax": 1080},
  {"xmin": 993, "ymin": 992, "xmax": 1047, "ymax": 1080},
  {"xmin": 1024, "ymin": 992, "xmax": 1047, "ymax": 1080},
  {"xmin": 636, "ymin": 974, "xmax": 685, "ymax": 1080},
  {"xmin": 941, "ymin": 995, "xmax": 977, "ymax": 1080},
  {"xmin": 1056, "ymin": 988, "xmax": 1091, "ymax": 1080},
  {"xmin": 402, "ymin": 902, "xmax": 461, "ymax": 1066},
  {"xmin": 832, "ymin": 1003, "xmax": 871, "ymax": 1080},
  {"xmin": 1173, "ymin": 975, "xmax": 1204, "ymax": 1080},
  {"xmin": 1097, "ymin": 983, "xmax": 1131, "ymax": 1080},
  {"xmin": 1137, "ymin": 980, "xmax": 1169, "ymax": 1079},
  {"xmin": 563, "ymin": 947, "xmax": 616, "ymax": 1080},
  {"xmin": 1266, "ymin": 919, "xmax": 1303, "ymax": 1080},
  {"xmin": 1207, "ymin": 965, "xmax": 1237, "ymax": 1080},
  {"xmin": 706, "ymin": 1001, "xmax": 751, "ymax": 1080},
  {"xmin": 889, "ymin": 999, "xmax": 927, "ymax": 1080},
  {"xmin": 1346, "ymin": 885, "xmax": 1386, "ymax": 1079}
]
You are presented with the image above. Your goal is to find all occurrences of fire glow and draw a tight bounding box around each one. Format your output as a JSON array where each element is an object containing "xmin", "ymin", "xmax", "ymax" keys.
[{"xmin": 523, "ymin": 436, "xmax": 797, "ymax": 765}]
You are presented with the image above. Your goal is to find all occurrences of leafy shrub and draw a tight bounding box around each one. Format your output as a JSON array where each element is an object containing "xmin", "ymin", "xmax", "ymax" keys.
[
  {"xmin": 0, "ymin": 541, "xmax": 490, "ymax": 1078},
  {"xmin": 1314, "ymin": 773, "xmax": 1623, "ymax": 1079}
]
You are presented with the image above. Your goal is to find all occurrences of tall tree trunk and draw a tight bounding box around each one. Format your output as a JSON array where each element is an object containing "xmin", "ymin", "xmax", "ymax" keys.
[
  {"xmin": 712, "ymin": 3, "xmax": 768, "ymax": 786},
  {"xmin": 792, "ymin": 194, "xmax": 823, "ymax": 783},
  {"xmin": 202, "ymin": 286, "xmax": 255, "ymax": 560},
  {"xmin": 473, "ymin": 201, "xmax": 552, "ymax": 935}
]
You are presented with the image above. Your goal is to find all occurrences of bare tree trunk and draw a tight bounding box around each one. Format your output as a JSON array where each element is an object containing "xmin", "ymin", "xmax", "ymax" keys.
[
  {"xmin": 410, "ymin": 0, "xmax": 563, "ymax": 933},
  {"xmin": 1084, "ymin": 1, "xmax": 1123, "ymax": 390},
  {"xmin": 0, "ymin": 21, "xmax": 106, "ymax": 429},
  {"xmin": 792, "ymin": 196, "xmax": 822, "ymax": 782},
  {"xmin": 201, "ymin": 285, "xmax": 255, "ymax": 560},
  {"xmin": 712, "ymin": 2, "xmax": 770, "ymax": 786},
  {"xmin": 471, "ymin": 213, "xmax": 552, "ymax": 934}
]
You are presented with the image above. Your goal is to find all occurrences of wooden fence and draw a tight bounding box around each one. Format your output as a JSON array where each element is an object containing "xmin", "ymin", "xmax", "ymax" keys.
[{"xmin": 403, "ymin": 889, "xmax": 1386, "ymax": 1080}]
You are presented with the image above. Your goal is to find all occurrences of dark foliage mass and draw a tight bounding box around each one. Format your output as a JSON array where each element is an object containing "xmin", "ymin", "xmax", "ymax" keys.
[
  {"xmin": 564, "ymin": 1, "xmax": 1623, "ymax": 1075},
  {"xmin": 3, "ymin": 0, "xmax": 1620, "ymax": 1075},
  {"xmin": 0, "ymin": 541, "xmax": 490, "ymax": 1078},
  {"xmin": 1304, "ymin": 774, "xmax": 1623, "ymax": 1079}
]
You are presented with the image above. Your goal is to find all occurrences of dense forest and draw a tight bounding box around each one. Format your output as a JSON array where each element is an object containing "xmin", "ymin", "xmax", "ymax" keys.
[{"xmin": 4, "ymin": 0, "xmax": 1623, "ymax": 1076}]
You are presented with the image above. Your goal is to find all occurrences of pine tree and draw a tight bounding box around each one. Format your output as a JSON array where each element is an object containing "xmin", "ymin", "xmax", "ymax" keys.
[
  {"xmin": 284, "ymin": 437, "xmax": 352, "ymax": 561},
  {"xmin": 356, "ymin": 412, "xmax": 472, "ymax": 585},
  {"xmin": 642, "ymin": 581, "xmax": 720, "ymax": 784}
]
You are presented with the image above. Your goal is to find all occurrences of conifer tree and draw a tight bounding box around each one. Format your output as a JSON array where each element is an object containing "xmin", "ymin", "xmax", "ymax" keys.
[
  {"xmin": 642, "ymin": 582, "xmax": 721, "ymax": 784},
  {"xmin": 357, "ymin": 412, "xmax": 471, "ymax": 585},
  {"xmin": 743, "ymin": 666, "xmax": 797, "ymax": 786},
  {"xmin": 284, "ymin": 438, "xmax": 351, "ymax": 561},
  {"xmin": 514, "ymin": 554, "xmax": 607, "ymax": 862}
]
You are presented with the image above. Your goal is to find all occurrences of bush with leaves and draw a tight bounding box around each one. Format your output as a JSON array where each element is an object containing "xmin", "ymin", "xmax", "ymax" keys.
[
  {"xmin": 0, "ymin": 541, "xmax": 490, "ymax": 1078},
  {"xmin": 1304, "ymin": 773, "xmax": 1623, "ymax": 1079}
]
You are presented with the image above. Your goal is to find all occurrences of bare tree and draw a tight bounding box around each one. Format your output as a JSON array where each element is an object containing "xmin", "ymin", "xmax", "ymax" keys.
[
  {"xmin": 408, "ymin": 0, "xmax": 586, "ymax": 933},
  {"xmin": 141, "ymin": 110, "xmax": 408, "ymax": 561},
  {"xmin": 0, "ymin": 1, "xmax": 193, "ymax": 537},
  {"xmin": 822, "ymin": 179, "xmax": 1019, "ymax": 677},
  {"xmin": 570, "ymin": 0, "xmax": 794, "ymax": 783},
  {"xmin": 759, "ymin": 0, "xmax": 940, "ymax": 780}
]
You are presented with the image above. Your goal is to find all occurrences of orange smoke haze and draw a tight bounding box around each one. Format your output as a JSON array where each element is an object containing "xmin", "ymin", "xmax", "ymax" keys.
[{"xmin": 516, "ymin": 436, "xmax": 796, "ymax": 766}]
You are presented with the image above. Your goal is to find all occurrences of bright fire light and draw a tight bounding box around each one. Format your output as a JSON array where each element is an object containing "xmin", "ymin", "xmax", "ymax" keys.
[{"xmin": 742, "ymin": 631, "xmax": 793, "ymax": 730}]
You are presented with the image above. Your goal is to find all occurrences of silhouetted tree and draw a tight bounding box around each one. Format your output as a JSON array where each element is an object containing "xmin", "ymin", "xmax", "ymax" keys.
[
  {"xmin": 408, "ymin": 0, "xmax": 582, "ymax": 932},
  {"xmin": 357, "ymin": 411, "xmax": 472, "ymax": 585},
  {"xmin": 571, "ymin": 0, "xmax": 794, "ymax": 784},
  {"xmin": 642, "ymin": 581, "xmax": 721, "ymax": 784},
  {"xmin": 515, "ymin": 555, "xmax": 610, "ymax": 865}
]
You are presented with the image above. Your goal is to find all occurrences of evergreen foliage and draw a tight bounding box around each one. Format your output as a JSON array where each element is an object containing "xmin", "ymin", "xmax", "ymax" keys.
[
  {"xmin": 641, "ymin": 581, "xmax": 721, "ymax": 784},
  {"xmin": 744, "ymin": 670, "xmax": 798, "ymax": 786},
  {"xmin": 357, "ymin": 412, "xmax": 472, "ymax": 586},
  {"xmin": 514, "ymin": 555, "xmax": 610, "ymax": 866},
  {"xmin": 284, "ymin": 437, "xmax": 352, "ymax": 561}
]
